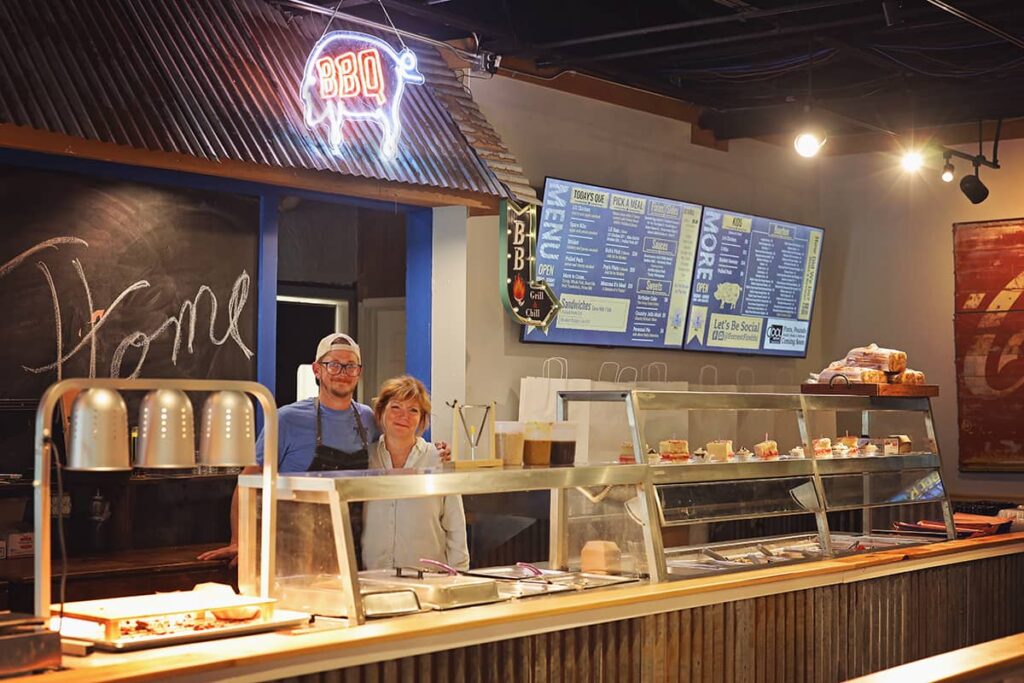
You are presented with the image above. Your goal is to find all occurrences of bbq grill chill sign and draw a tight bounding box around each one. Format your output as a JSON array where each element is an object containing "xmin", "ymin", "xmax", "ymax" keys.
[
  {"xmin": 499, "ymin": 199, "xmax": 560, "ymax": 330},
  {"xmin": 301, "ymin": 31, "xmax": 424, "ymax": 160}
]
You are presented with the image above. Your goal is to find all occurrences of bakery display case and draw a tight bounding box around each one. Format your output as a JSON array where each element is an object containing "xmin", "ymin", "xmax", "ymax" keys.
[
  {"xmin": 233, "ymin": 390, "xmax": 957, "ymax": 626},
  {"xmin": 801, "ymin": 393, "xmax": 954, "ymax": 539},
  {"xmin": 556, "ymin": 389, "xmax": 956, "ymax": 578},
  {"xmin": 238, "ymin": 465, "xmax": 655, "ymax": 625}
]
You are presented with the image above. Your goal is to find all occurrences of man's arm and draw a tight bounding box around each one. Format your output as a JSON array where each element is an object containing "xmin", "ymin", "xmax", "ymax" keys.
[
  {"xmin": 434, "ymin": 440, "xmax": 451, "ymax": 462},
  {"xmin": 196, "ymin": 464, "xmax": 262, "ymax": 565}
]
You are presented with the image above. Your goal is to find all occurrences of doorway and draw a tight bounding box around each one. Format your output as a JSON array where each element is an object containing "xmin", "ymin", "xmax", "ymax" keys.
[
  {"xmin": 274, "ymin": 195, "xmax": 408, "ymax": 405},
  {"xmin": 275, "ymin": 293, "xmax": 351, "ymax": 406}
]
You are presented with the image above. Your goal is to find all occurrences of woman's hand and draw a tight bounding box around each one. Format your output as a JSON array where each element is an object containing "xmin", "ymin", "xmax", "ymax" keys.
[
  {"xmin": 434, "ymin": 441, "xmax": 452, "ymax": 462},
  {"xmin": 197, "ymin": 543, "xmax": 239, "ymax": 568}
]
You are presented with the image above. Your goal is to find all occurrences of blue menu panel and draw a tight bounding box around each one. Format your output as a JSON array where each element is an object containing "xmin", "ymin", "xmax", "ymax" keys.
[
  {"xmin": 683, "ymin": 207, "xmax": 823, "ymax": 357},
  {"xmin": 525, "ymin": 178, "xmax": 702, "ymax": 349}
]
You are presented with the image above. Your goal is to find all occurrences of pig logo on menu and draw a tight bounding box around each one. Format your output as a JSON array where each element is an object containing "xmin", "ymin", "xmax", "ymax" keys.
[{"xmin": 300, "ymin": 31, "xmax": 424, "ymax": 161}]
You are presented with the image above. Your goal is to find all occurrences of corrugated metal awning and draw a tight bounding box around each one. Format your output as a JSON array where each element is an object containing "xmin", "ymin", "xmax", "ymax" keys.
[{"xmin": 0, "ymin": 0, "xmax": 521, "ymax": 198}]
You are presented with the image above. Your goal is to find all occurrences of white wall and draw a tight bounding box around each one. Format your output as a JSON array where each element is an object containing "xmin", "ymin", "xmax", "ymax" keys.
[
  {"xmin": 818, "ymin": 139, "xmax": 1024, "ymax": 498},
  {"xmin": 465, "ymin": 75, "xmax": 1024, "ymax": 498},
  {"xmin": 464, "ymin": 77, "xmax": 827, "ymax": 419},
  {"xmin": 430, "ymin": 206, "xmax": 470, "ymax": 444}
]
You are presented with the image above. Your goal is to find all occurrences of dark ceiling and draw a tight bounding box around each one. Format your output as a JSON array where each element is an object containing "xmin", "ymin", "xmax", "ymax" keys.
[{"xmin": 295, "ymin": 0, "xmax": 1024, "ymax": 143}]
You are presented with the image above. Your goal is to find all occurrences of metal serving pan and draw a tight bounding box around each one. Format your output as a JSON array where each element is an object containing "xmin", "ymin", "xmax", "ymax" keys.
[
  {"xmin": 277, "ymin": 575, "xmax": 424, "ymax": 618},
  {"xmin": 359, "ymin": 568, "xmax": 506, "ymax": 610}
]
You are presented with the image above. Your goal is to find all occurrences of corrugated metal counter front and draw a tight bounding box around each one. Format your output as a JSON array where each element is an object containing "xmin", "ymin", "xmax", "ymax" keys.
[{"xmin": 35, "ymin": 533, "xmax": 1024, "ymax": 683}]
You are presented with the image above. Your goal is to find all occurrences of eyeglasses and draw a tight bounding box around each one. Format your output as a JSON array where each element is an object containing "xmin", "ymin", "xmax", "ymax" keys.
[{"xmin": 318, "ymin": 361, "xmax": 363, "ymax": 377}]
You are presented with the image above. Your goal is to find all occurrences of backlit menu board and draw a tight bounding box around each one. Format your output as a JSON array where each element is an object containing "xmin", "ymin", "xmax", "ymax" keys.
[
  {"xmin": 524, "ymin": 178, "xmax": 702, "ymax": 349},
  {"xmin": 683, "ymin": 207, "xmax": 823, "ymax": 357}
]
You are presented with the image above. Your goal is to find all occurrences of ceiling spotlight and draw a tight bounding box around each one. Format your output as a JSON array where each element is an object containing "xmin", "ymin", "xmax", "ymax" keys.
[
  {"xmin": 901, "ymin": 151, "xmax": 924, "ymax": 172},
  {"xmin": 960, "ymin": 169, "xmax": 989, "ymax": 204},
  {"xmin": 794, "ymin": 131, "xmax": 826, "ymax": 158},
  {"xmin": 941, "ymin": 159, "xmax": 955, "ymax": 183}
]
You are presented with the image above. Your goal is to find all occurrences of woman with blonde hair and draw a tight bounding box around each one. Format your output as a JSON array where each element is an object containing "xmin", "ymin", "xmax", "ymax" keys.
[{"xmin": 361, "ymin": 375, "xmax": 469, "ymax": 570}]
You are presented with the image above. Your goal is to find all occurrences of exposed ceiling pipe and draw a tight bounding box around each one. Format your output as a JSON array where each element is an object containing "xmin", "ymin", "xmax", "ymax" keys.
[
  {"xmin": 539, "ymin": 16, "xmax": 874, "ymax": 66},
  {"xmin": 537, "ymin": 0, "xmax": 868, "ymax": 50},
  {"xmin": 278, "ymin": 0, "xmax": 478, "ymax": 59},
  {"xmin": 923, "ymin": 0, "xmax": 1024, "ymax": 50},
  {"xmin": 369, "ymin": 0, "xmax": 514, "ymax": 42}
]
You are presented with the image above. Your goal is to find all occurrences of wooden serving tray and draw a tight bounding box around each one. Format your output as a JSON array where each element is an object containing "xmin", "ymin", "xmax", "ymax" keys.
[
  {"xmin": 446, "ymin": 458, "xmax": 504, "ymax": 470},
  {"xmin": 800, "ymin": 383, "xmax": 939, "ymax": 397}
]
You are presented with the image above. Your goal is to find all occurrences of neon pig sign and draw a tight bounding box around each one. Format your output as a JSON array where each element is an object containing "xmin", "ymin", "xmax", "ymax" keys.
[{"xmin": 300, "ymin": 31, "xmax": 424, "ymax": 160}]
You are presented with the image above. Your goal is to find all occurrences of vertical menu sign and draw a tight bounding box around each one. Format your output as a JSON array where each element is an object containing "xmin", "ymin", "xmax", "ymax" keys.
[
  {"xmin": 684, "ymin": 207, "xmax": 823, "ymax": 357},
  {"xmin": 529, "ymin": 178, "xmax": 702, "ymax": 348}
]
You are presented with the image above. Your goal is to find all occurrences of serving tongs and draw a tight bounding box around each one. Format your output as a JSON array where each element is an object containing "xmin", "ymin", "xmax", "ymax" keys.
[
  {"xmin": 702, "ymin": 547, "xmax": 731, "ymax": 562},
  {"xmin": 512, "ymin": 562, "xmax": 558, "ymax": 586},
  {"xmin": 414, "ymin": 558, "xmax": 462, "ymax": 577},
  {"xmin": 392, "ymin": 560, "xmax": 463, "ymax": 579}
]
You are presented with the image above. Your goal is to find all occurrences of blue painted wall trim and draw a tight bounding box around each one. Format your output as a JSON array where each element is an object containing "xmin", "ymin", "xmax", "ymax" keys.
[
  {"xmin": 0, "ymin": 147, "xmax": 414, "ymax": 213},
  {"xmin": 405, "ymin": 208, "xmax": 432, "ymax": 394},
  {"xmin": 256, "ymin": 193, "xmax": 280, "ymax": 432}
]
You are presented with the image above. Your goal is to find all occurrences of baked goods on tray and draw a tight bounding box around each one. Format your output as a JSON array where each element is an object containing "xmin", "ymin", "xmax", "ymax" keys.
[
  {"xmin": 705, "ymin": 440, "xmax": 733, "ymax": 462},
  {"xmin": 809, "ymin": 343, "xmax": 926, "ymax": 387},
  {"xmin": 753, "ymin": 439, "xmax": 779, "ymax": 460},
  {"xmin": 658, "ymin": 439, "xmax": 690, "ymax": 462},
  {"xmin": 816, "ymin": 365, "xmax": 888, "ymax": 385},
  {"xmin": 844, "ymin": 343, "xmax": 907, "ymax": 373}
]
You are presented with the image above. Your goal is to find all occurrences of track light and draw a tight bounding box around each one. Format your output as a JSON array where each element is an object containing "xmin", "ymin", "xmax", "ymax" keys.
[
  {"xmin": 941, "ymin": 155, "xmax": 955, "ymax": 183},
  {"xmin": 794, "ymin": 130, "xmax": 826, "ymax": 158},
  {"xmin": 960, "ymin": 168, "xmax": 989, "ymax": 204},
  {"xmin": 900, "ymin": 151, "xmax": 923, "ymax": 172}
]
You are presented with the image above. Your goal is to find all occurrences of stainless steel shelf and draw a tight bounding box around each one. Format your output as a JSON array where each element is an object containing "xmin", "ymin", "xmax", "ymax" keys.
[
  {"xmin": 649, "ymin": 459, "xmax": 815, "ymax": 484},
  {"xmin": 635, "ymin": 391, "xmax": 803, "ymax": 412},
  {"xmin": 798, "ymin": 395, "xmax": 934, "ymax": 413},
  {"xmin": 240, "ymin": 464, "xmax": 649, "ymax": 501},
  {"xmin": 814, "ymin": 453, "xmax": 940, "ymax": 475}
]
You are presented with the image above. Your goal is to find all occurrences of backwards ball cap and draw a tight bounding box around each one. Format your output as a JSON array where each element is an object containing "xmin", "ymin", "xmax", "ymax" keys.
[{"xmin": 315, "ymin": 332, "xmax": 361, "ymax": 364}]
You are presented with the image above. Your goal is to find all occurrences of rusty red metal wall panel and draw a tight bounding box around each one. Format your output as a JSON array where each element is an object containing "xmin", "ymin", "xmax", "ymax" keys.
[{"xmin": 953, "ymin": 217, "xmax": 1024, "ymax": 471}]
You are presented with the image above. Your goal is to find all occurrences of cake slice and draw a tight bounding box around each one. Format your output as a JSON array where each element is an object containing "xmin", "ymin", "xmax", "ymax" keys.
[
  {"xmin": 658, "ymin": 439, "xmax": 690, "ymax": 462},
  {"xmin": 705, "ymin": 440, "xmax": 734, "ymax": 462},
  {"xmin": 753, "ymin": 439, "xmax": 779, "ymax": 460},
  {"xmin": 835, "ymin": 434, "xmax": 860, "ymax": 454},
  {"xmin": 812, "ymin": 437, "xmax": 832, "ymax": 458}
]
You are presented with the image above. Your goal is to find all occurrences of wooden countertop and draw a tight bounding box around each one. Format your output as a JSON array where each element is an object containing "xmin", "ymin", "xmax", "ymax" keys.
[
  {"xmin": 32, "ymin": 533, "xmax": 1024, "ymax": 683},
  {"xmin": 846, "ymin": 631, "xmax": 1024, "ymax": 683}
]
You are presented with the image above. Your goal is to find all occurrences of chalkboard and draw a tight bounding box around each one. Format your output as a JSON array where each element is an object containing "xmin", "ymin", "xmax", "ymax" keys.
[{"xmin": 0, "ymin": 166, "xmax": 259, "ymax": 399}]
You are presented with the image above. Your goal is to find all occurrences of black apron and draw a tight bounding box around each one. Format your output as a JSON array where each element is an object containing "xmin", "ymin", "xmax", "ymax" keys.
[{"xmin": 308, "ymin": 399, "xmax": 371, "ymax": 569}]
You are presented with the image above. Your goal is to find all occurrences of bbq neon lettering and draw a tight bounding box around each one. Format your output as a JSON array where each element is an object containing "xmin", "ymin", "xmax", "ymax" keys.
[
  {"xmin": 300, "ymin": 31, "xmax": 424, "ymax": 160},
  {"xmin": 316, "ymin": 48, "xmax": 386, "ymax": 105}
]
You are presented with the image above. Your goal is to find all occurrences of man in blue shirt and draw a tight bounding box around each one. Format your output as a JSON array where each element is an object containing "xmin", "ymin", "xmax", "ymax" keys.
[
  {"xmin": 267, "ymin": 332, "xmax": 379, "ymax": 473},
  {"xmin": 198, "ymin": 332, "xmax": 411, "ymax": 565}
]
